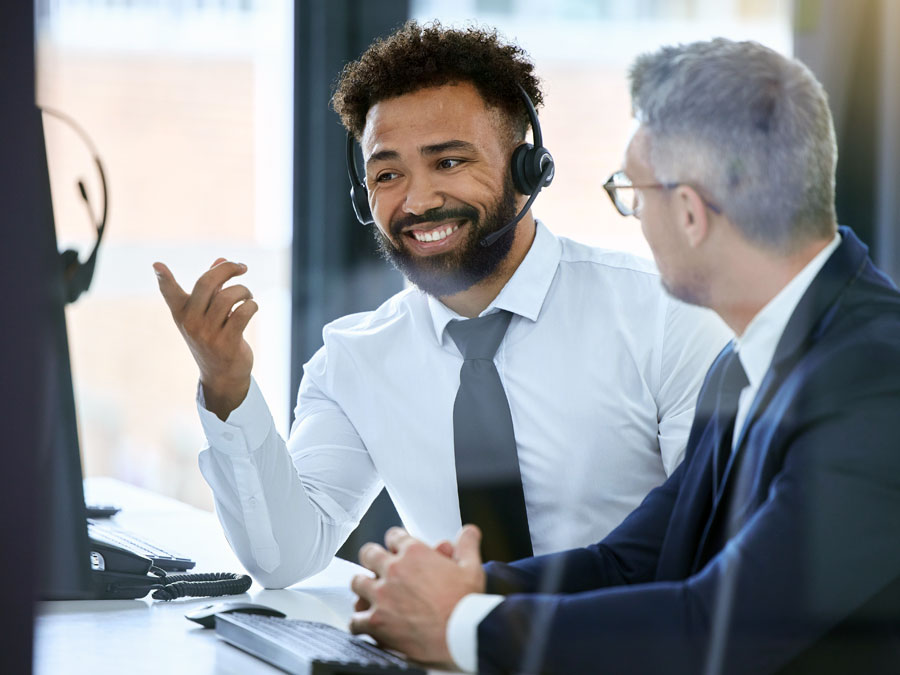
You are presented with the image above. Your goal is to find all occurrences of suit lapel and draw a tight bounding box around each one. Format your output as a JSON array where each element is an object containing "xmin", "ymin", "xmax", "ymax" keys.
[
  {"xmin": 720, "ymin": 227, "xmax": 868, "ymax": 480},
  {"xmin": 690, "ymin": 228, "xmax": 870, "ymax": 572}
]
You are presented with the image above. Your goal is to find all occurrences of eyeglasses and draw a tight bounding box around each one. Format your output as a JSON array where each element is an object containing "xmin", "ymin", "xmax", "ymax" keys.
[{"xmin": 602, "ymin": 170, "xmax": 721, "ymax": 218}]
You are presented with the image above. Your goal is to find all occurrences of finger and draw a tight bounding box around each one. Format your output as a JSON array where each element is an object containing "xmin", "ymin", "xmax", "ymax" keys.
[
  {"xmin": 208, "ymin": 284, "xmax": 253, "ymax": 326},
  {"xmin": 454, "ymin": 524, "xmax": 483, "ymax": 566},
  {"xmin": 350, "ymin": 573, "xmax": 377, "ymax": 602},
  {"xmin": 358, "ymin": 542, "xmax": 391, "ymax": 575},
  {"xmin": 223, "ymin": 299, "xmax": 259, "ymax": 338},
  {"xmin": 208, "ymin": 258, "xmax": 234, "ymax": 300},
  {"xmin": 435, "ymin": 540, "xmax": 454, "ymax": 558},
  {"xmin": 384, "ymin": 527, "xmax": 412, "ymax": 554},
  {"xmin": 354, "ymin": 596, "xmax": 371, "ymax": 612},
  {"xmin": 186, "ymin": 261, "xmax": 247, "ymax": 315},
  {"xmin": 349, "ymin": 609, "xmax": 375, "ymax": 636},
  {"xmin": 152, "ymin": 262, "xmax": 190, "ymax": 317}
]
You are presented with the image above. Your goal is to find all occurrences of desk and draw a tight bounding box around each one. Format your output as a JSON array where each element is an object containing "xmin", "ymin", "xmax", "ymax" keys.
[{"xmin": 34, "ymin": 478, "xmax": 374, "ymax": 674}]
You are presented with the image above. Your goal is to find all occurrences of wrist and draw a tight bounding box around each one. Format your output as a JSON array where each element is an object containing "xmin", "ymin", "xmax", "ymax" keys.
[{"xmin": 201, "ymin": 375, "xmax": 251, "ymax": 421}]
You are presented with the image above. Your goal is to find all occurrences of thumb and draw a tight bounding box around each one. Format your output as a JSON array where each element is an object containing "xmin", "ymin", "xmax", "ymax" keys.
[
  {"xmin": 454, "ymin": 524, "xmax": 483, "ymax": 567},
  {"xmin": 152, "ymin": 262, "xmax": 188, "ymax": 314}
]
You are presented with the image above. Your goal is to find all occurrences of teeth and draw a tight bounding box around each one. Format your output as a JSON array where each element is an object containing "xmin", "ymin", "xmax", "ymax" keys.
[{"xmin": 413, "ymin": 224, "xmax": 459, "ymax": 243}]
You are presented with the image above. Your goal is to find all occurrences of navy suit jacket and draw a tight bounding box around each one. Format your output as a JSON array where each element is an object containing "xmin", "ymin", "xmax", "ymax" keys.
[{"xmin": 478, "ymin": 228, "xmax": 900, "ymax": 674}]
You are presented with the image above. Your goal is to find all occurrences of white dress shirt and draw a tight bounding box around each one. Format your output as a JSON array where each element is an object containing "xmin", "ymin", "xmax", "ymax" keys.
[
  {"xmin": 447, "ymin": 231, "xmax": 842, "ymax": 673},
  {"xmin": 731, "ymin": 232, "xmax": 842, "ymax": 449},
  {"xmin": 196, "ymin": 221, "xmax": 731, "ymax": 591}
]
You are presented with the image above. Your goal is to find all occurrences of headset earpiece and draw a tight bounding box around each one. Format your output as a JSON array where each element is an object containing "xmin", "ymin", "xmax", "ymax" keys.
[
  {"xmin": 346, "ymin": 133, "xmax": 374, "ymax": 226},
  {"xmin": 511, "ymin": 142, "xmax": 554, "ymax": 196},
  {"xmin": 509, "ymin": 84, "xmax": 555, "ymax": 196}
]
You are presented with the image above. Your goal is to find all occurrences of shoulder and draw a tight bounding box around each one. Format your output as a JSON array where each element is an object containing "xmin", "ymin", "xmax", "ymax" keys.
[
  {"xmin": 552, "ymin": 235, "xmax": 726, "ymax": 330},
  {"xmin": 302, "ymin": 286, "xmax": 425, "ymax": 381},
  {"xmin": 555, "ymin": 235, "xmax": 660, "ymax": 279},
  {"xmin": 550, "ymin": 236, "xmax": 667, "ymax": 307},
  {"xmin": 790, "ymin": 288, "xmax": 900, "ymax": 409},
  {"xmin": 321, "ymin": 285, "xmax": 424, "ymax": 343}
]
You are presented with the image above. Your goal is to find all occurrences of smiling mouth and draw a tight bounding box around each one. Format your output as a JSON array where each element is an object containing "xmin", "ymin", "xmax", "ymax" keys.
[{"xmin": 405, "ymin": 221, "xmax": 463, "ymax": 243}]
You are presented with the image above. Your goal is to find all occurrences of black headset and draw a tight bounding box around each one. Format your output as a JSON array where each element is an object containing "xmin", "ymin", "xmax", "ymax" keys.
[
  {"xmin": 345, "ymin": 84, "xmax": 554, "ymax": 247},
  {"xmin": 40, "ymin": 106, "xmax": 109, "ymax": 304}
]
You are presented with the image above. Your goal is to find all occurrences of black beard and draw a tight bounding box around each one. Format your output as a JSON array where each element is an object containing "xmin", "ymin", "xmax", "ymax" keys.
[{"xmin": 373, "ymin": 180, "xmax": 519, "ymax": 298}]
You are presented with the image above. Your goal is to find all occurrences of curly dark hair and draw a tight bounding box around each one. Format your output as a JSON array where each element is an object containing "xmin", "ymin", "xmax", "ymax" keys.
[{"xmin": 331, "ymin": 20, "xmax": 543, "ymax": 141}]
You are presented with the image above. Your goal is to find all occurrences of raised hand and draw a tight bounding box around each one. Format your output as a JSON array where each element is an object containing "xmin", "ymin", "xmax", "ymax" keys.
[
  {"xmin": 153, "ymin": 258, "xmax": 258, "ymax": 420},
  {"xmin": 349, "ymin": 525, "xmax": 486, "ymax": 666}
]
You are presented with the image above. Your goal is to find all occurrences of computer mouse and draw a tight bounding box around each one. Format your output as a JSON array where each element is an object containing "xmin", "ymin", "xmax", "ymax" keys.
[{"xmin": 184, "ymin": 601, "xmax": 287, "ymax": 628}]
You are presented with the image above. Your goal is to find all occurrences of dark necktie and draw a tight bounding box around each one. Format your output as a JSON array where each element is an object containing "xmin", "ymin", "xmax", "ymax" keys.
[
  {"xmin": 713, "ymin": 349, "xmax": 750, "ymax": 489},
  {"xmin": 446, "ymin": 310, "xmax": 533, "ymax": 563}
]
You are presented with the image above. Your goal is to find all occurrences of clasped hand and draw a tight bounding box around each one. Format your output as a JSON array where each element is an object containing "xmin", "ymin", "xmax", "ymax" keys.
[{"xmin": 350, "ymin": 525, "xmax": 486, "ymax": 667}]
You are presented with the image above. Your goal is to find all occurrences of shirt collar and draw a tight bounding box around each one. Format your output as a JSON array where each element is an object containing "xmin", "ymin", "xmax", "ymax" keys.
[
  {"xmin": 735, "ymin": 232, "xmax": 842, "ymax": 388},
  {"xmin": 426, "ymin": 220, "xmax": 562, "ymax": 344}
]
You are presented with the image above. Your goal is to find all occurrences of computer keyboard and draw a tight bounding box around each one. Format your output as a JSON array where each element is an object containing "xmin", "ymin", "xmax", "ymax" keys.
[
  {"xmin": 87, "ymin": 518, "xmax": 196, "ymax": 572},
  {"xmin": 215, "ymin": 613, "xmax": 425, "ymax": 675}
]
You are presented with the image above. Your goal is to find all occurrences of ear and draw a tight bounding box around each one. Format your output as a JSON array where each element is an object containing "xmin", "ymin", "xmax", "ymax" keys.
[{"xmin": 673, "ymin": 185, "xmax": 710, "ymax": 248}]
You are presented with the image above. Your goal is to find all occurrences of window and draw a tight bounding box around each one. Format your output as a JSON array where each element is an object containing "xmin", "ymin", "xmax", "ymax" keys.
[
  {"xmin": 37, "ymin": 0, "xmax": 294, "ymax": 509},
  {"xmin": 413, "ymin": 0, "xmax": 792, "ymax": 256}
]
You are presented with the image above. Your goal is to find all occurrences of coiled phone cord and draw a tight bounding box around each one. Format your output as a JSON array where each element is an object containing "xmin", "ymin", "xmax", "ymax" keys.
[{"xmin": 147, "ymin": 567, "xmax": 252, "ymax": 601}]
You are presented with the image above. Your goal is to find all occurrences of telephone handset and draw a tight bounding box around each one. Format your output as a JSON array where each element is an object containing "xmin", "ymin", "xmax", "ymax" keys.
[{"xmin": 88, "ymin": 537, "xmax": 251, "ymax": 600}]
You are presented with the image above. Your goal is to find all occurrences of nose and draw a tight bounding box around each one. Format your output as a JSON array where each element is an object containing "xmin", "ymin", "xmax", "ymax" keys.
[{"xmin": 402, "ymin": 173, "xmax": 444, "ymax": 216}]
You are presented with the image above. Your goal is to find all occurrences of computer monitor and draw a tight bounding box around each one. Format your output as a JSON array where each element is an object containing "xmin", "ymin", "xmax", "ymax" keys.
[{"xmin": 31, "ymin": 105, "xmax": 94, "ymax": 600}]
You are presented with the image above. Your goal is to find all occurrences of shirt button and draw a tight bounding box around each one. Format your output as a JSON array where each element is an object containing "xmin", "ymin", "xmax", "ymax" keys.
[
  {"xmin": 248, "ymin": 497, "xmax": 257, "ymax": 507},
  {"xmin": 222, "ymin": 432, "xmax": 234, "ymax": 442}
]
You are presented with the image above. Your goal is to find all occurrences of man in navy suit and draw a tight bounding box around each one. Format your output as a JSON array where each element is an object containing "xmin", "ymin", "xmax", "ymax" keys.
[{"xmin": 348, "ymin": 38, "xmax": 900, "ymax": 674}]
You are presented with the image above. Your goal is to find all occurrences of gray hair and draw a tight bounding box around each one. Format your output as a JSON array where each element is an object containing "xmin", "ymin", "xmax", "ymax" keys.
[{"xmin": 629, "ymin": 38, "xmax": 838, "ymax": 251}]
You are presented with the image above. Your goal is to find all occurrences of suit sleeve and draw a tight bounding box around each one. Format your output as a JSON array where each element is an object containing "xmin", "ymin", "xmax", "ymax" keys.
[
  {"xmin": 476, "ymin": 337, "xmax": 900, "ymax": 675},
  {"xmin": 484, "ymin": 456, "xmax": 687, "ymax": 596}
]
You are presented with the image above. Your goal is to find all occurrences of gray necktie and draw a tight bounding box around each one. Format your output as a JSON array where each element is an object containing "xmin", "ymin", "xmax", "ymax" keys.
[{"xmin": 446, "ymin": 310, "xmax": 533, "ymax": 563}]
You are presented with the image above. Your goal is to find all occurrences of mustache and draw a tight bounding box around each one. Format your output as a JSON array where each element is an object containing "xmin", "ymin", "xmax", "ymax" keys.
[{"xmin": 390, "ymin": 205, "xmax": 479, "ymax": 237}]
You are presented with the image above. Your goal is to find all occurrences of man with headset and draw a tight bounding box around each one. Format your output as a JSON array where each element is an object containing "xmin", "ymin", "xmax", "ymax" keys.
[
  {"xmin": 346, "ymin": 38, "xmax": 900, "ymax": 674},
  {"xmin": 153, "ymin": 22, "xmax": 728, "ymax": 587}
]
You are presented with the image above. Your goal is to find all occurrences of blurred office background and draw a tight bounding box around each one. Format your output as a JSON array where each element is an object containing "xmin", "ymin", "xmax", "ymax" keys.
[{"xmin": 36, "ymin": 1, "xmax": 899, "ymax": 551}]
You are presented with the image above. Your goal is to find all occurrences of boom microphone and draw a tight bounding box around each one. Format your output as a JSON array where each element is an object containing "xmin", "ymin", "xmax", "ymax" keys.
[{"xmin": 479, "ymin": 161, "xmax": 554, "ymax": 247}]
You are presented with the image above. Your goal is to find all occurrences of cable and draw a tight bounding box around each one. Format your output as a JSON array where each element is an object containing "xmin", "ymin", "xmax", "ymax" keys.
[{"xmin": 148, "ymin": 569, "xmax": 253, "ymax": 601}]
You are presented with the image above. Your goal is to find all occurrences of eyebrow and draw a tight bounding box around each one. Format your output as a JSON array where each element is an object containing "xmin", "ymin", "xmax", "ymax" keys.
[
  {"xmin": 366, "ymin": 139, "xmax": 478, "ymax": 167},
  {"xmin": 421, "ymin": 140, "xmax": 478, "ymax": 156}
]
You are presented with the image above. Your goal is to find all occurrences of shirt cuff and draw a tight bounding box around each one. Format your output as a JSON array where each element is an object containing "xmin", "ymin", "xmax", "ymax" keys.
[
  {"xmin": 196, "ymin": 376, "xmax": 273, "ymax": 455},
  {"xmin": 446, "ymin": 593, "xmax": 505, "ymax": 673}
]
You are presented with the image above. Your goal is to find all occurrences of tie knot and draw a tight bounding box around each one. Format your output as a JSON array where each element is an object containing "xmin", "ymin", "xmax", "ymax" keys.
[{"xmin": 446, "ymin": 310, "xmax": 512, "ymax": 361}]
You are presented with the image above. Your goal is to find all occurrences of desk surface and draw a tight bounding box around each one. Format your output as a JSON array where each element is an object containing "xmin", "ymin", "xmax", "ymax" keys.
[{"xmin": 34, "ymin": 478, "xmax": 369, "ymax": 675}]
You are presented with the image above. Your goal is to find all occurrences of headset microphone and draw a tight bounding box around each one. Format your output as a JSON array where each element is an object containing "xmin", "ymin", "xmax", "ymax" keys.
[
  {"xmin": 41, "ymin": 106, "xmax": 109, "ymax": 304},
  {"xmin": 345, "ymin": 84, "xmax": 554, "ymax": 243},
  {"xmin": 479, "ymin": 161, "xmax": 553, "ymax": 247}
]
